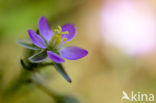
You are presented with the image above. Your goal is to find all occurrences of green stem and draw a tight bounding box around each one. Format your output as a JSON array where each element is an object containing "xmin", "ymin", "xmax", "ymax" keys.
[
  {"xmin": 20, "ymin": 58, "xmax": 57, "ymax": 98},
  {"xmin": 30, "ymin": 72, "xmax": 57, "ymax": 99}
]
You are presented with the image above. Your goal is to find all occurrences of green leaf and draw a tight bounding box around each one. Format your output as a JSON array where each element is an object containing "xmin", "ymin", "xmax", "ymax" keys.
[
  {"xmin": 16, "ymin": 40, "xmax": 41, "ymax": 50},
  {"xmin": 28, "ymin": 50, "xmax": 47, "ymax": 63},
  {"xmin": 54, "ymin": 63, "xmax": 72, "ymax": 83}
]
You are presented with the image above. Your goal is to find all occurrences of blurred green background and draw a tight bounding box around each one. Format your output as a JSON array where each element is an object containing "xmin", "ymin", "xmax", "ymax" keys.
[{"xmin": 1, "ymin": 0, "xmax": 156, "ymax": 103}]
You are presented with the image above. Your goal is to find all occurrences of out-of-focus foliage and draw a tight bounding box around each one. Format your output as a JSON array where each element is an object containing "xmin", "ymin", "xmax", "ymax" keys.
[{"xmin": 0, "ymin": 0, "xmax": 83, "ymax": 39}]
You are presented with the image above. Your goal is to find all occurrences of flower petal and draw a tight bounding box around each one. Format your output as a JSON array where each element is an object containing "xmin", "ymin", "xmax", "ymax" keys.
[
  {"xmin": 28, "ymin": 30, "xmax": 47, "ymax": 48},
  {"xmin": 28, "ymin": 50, "xmax": 48, "ymax": 63},
  {"xmin": 59, "ymin": 46, "xmax": 88, "ymax": 60},
  {"xmin": 61, "ymin": 24, "xmax": 76, "ymax": 41},
  {"xmin": 39, "ymin": 16, "xmax": 53, "ymax": 42},
  {"xmin": 47, "ymin": 51, "xmax": 65, "ymax": 63}
]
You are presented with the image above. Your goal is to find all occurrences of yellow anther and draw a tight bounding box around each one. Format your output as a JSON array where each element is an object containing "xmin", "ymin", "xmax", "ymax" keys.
[
  {"xmin": 50, "ymin": 25, "xmax": 71, "ymax": 48},
  {"xmin": 53, "ymin": 25, "xmax": 63, "ymax": 34},
  {"xmin": 61, "ymin": 31, "xmax": 69, "ymax": 35},
  {"xmin": 63, "ymin": 38, "xmax": 67, "ymax": 41},
  {"xmin": 53, "ymin": 29, "xmax": 59, "ymax": 32}
]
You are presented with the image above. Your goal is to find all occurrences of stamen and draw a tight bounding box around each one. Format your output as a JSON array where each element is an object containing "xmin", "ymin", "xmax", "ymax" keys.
[
  {"xmin": 50, "ymin": 25, "xmax": 69, "ymax": 48},
  {"xmin": 58, "ymin": 25, "xmax": 62, "ymax": 32},
  {"xmin": 61, "ymin": 31, "xmax": 69, "ymax": 35},
  {"xmin": 53, "ymin": 25, "xmax": 69, "ymax": 35},
  {"xmin": 63, "ymin": 38, "xmax": 67, "ymax": 41},
  {"xmin": 53, "ymin": 29, "xmax": 59, "ymax": 33},
  {"xmin": 53, "ymin": 25, "xmax": 63, "ymax": 34}
]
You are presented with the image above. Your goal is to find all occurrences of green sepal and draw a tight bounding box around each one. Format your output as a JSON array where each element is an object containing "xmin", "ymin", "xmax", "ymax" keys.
[
  {"xmin": 54, "ymin": 63, "xmax": 72, "ymax": 83},
  {"xmin": 17, "ymin": 40, "xmax": 41, "ymax": 50},
  {"xmin": 28, "ymin": 50, "xmax": 47, "ymax": 63}
]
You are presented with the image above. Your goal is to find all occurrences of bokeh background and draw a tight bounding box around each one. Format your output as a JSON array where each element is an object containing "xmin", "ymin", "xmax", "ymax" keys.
[{"xmin": 1, "ymin": 0, "xmax": 156, "ymax": 103}]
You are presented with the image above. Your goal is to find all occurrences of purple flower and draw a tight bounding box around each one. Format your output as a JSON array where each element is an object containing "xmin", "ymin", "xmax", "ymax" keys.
[
  {"xmin": 24, "ymin": 16, "xmax": 88, "ymax": 63},
  {"xmin": 17, "ymin": 16, "xmax": 88, "ymax": 82}
]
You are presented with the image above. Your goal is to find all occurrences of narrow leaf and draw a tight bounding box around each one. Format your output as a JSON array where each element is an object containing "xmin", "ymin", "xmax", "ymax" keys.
[
  {"xmin": 54, "ymin": 63, "xmax": 72, "ymax": 83},
  {"xmin": 17, "ymin": 40, "xmax": 41, "ymax": 50},
  {"xmin": 28, "ymin": 50, "xmax": 47, "ymax": 63}
]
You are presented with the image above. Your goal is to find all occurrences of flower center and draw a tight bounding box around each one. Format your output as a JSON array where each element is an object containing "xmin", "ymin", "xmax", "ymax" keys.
[{"xmin": 50, "ymin": 26, "xmax": 69, "ymax": 48}]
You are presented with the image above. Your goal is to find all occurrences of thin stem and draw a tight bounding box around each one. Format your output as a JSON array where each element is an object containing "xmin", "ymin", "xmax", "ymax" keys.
[
  {"xmin": 20, "ymin": 54, "xmax": 57, "ymax": 99},
  {"xmin": 30, "ymin": 72, "xmax": 57, "ymax": 99},
  {"xmin": 20, "ymin": 60, "xmax": 58, "ymax": 101}
]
